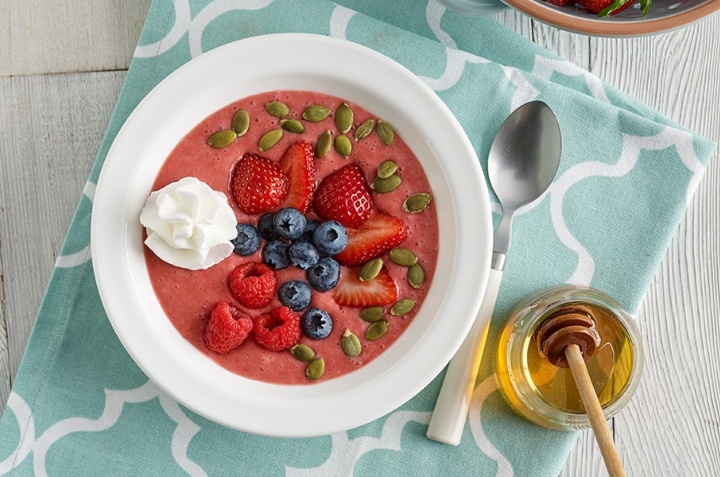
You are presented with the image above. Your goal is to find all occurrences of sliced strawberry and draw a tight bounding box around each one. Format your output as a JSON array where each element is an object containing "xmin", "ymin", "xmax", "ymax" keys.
[
  {"xmin": 278, "ymin": 140, "xmax": 317, "ymax": 213},
  {"xmin": 253, "ymin": 306, "xmax": 302, "ymax": 351},
  {"xmin": 578, "ymin": 0, "xmax": 634, "ymax": 15},
  {"xmin": 230, "ymin": 153, "xmax": 289, "ymax": 214},
  {"xmin": 313, "ymin": 164, "xmax": 373, "ymax": 228},
  {"xmin": 334, "ymin": 213, "xmax": 407, "ymax": 266},
  {"xmin": 204, "ymin": 302, "xmax": 253, "ymax": 354},
  {"xmin": 546, "ymin": 0, "xmax": 571, "ymax": 5},
  {"xmin": 228, "ymin": 262, "xmax": 276, "ymax": 309},
  {"xmin": 333, "ymin": 266, "xmax": 398, "ymax": 307}
]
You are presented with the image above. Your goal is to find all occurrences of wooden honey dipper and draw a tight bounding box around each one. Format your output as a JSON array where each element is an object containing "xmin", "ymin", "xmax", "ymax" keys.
[{"xmin": 535, "ymin": 305, "xmax": 626, "ymax": 477}]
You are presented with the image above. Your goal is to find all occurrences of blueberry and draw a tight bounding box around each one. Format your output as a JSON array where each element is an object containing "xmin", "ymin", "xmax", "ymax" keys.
[
  {"xmin": 262, "ymin": 240, "xmax": 290, "ymax": 269},
  {"xmin": 301, "ymin": 308, "xmax": 333, "ymax": 339},
  {"xmin": 273, "ymin": 208, "xmax": 307, "ymax": 240},
  {"xmin": 258, "ymin": 213, "xmax": 278, "ymax": 241},
  {"xmin": 297, "ymin": 219, "xmax": 319, "ymax": 243},
  {"xmin": 278, "ymin": 280, "xmax": 312, "ymax": 311},
  {"xmin": 306, "ymin": 257, "xmax": 341, "ymax": 292},
  {"xmin": 231, "ymin": 223, "xmax": 261, "ymax": 256},
  {"xmin": 313, "ymin": 221, "xmax": 348, "ymax": 256},
  {"xmin": 288, "ymin": 241, "xmax": 320, "ymax": 270}
]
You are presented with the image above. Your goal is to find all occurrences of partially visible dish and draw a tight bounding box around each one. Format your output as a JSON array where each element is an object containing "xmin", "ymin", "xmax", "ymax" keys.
[{"xmin": 504, "ymin": 0, "xmax": 720, "ymax": 36}]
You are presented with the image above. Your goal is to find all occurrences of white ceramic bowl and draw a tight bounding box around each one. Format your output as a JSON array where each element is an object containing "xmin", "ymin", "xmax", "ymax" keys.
[{"xmin": 91, "ymin": 33, "xmax": 492, "ymax": 437}]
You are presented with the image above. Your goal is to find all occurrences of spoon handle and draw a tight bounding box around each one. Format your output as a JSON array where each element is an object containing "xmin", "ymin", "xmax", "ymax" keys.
[{"xmin": 426, "ymin": 267, "xmax": 503, "ymax": 445}]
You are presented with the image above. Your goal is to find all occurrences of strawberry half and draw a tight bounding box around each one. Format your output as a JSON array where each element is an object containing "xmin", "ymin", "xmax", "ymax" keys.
[
  {"xmin": 579, "ymin": 0, "xmax": 636, "ymax": 15},
  {"xmin": 204, "ymin": 302, "xmax": 253, "ymax": 354},
  {"xmin": 313, "ymin": 164, "xmax": 373, "ymax": 228},
  {"xmin": 230, "ymin": 153, "xmax": 289, "ymax": 214},
  {"xmin": 334, "ymin": 212, "xmax": 407, "ymax": 266},
  {"xmin": 278, "ymin": 140, "xmax": 317, "ymax": 214},
  {"xmin": 333, "ymin": 266, "xmax": 398, "ymax": 307}
]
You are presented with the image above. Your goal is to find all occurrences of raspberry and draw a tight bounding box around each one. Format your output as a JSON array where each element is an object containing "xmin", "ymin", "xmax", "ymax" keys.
[
  {"xmin": 253, "ymin": 306, "xmax": 302, "ymax": 351},
  {"xmin": 204, "ymin": 302, "xmax": 253, "ymax": 354},
  {"xmin": 229, "ymin": 262, "xmax": 276, "ymax": 309}
]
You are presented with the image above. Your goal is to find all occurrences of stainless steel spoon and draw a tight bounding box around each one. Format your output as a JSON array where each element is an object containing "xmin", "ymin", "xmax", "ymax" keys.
[{"xmin": 427, "ymin": 101, "xmax": 562, "ymax": 445}]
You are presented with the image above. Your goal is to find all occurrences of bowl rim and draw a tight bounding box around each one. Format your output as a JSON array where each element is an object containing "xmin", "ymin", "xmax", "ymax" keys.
[
  {"xmin": 91, "ymin": 33, "xmax": 493, "ymax": 437},
  {"xmin": 503, "ymin": 0, "xmax": 720, "ymax": 36}
]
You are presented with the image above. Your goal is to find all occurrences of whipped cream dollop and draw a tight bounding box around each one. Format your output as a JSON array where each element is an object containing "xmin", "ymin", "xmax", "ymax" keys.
[{"xmin": 140, "ymin": 177, "xmax": 237, "ymax": 270}]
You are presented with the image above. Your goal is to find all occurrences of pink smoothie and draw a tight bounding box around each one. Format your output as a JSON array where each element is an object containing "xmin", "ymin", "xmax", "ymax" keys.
[{"xmin": 145, "ymin": 90, "xmax": 439, "ymax": 384}]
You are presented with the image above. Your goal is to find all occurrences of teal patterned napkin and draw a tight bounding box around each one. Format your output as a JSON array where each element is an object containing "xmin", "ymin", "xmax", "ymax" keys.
[{"xmin": 0, "ymin": 0, "xmax": 715, "ymax": 475}]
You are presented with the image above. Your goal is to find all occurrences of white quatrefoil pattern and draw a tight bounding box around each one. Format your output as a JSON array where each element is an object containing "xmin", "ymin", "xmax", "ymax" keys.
[{"xmin": 0, "ymin": 0, "xmax": 714, "ymax": 476}]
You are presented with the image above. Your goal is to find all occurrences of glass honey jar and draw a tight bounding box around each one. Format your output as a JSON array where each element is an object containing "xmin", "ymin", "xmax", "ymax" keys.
[{"xmin": 496, "ymin": 285, "xmax": 643, "ymax": 430}]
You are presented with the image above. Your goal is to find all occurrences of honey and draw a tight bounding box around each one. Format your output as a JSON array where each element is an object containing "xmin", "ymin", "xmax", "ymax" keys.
[{"xmin": 497, "ymin": 286, "xmax": 642, "ymax": 430}]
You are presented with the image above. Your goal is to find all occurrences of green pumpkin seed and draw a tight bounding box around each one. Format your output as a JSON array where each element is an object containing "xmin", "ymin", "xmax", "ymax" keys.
[
  {"xmin": 377, "ymin": 160, "xmax": 398, "ymax": 179},
  {"xmin": 359, "ymin": 258, "xmax": 383, "ymax": 282},
  {"xmin": 258, "ymin": 128, "xmax": 283, "ymax": 151},
  {"xmin": 376, "ymin": 120, "xmax": 394, "ymax": 146},
  {"xmin": 389, "ymin": 247, "xmax": 417, "ymax": 267},
  {"xmin": 402, "ymin": 193, "xmax": 433, "ymax": 213},
  {"xmin": 365, "ymin": 320, "xmax": 389, "ymax": 340},
  {"xmin": 265, "ymin": 100, "xmax": 289, "ymax": 117},
  {"xmin": 305, "ymin": 358, "xmax": 325, "ymax": 380},
  {"xmin": 341, "ymin": 330, "xmax": 362, "ymax": 357},
  {"xmin": 302, "ymin": 104, "xmax": 330, "ymax": 122},
  {"xmin": 231, "ymin": 109, "xmax": 250, "ymax": 136},
  {"xmin": 335, "ymin": 102, "xmax": 354, "ymax": 134},
  {"xmin": 334, "ymin": 134, "xmax": 352, "ymax": 157},
  {"xmin": 291, "ymin": 344, "xmax": 315, "ymax": 362},
  {"xmin": 354, "ymin": 119, "xmax": 375, "ymax": 140},
  {"xmin": 391, "ymin": 299, "xmax": 416, "ymax": 316},
  {"xmin": 315, "ymin": 130, "xmax": 332, "ymax": 158},
  {"xmin": 280, "ymin": 118, "xmax": 305, "ymax": 134},
  {"xmin": 207, "ymin": 129, "xmax": 237, "ymax": 148},
  {"xmin": 371, "ymin": 174, "xmax": 402, "ymax": 193},
  {"xmin": 359, "ymin": 307, "xmax": 385, "ymax": 323},
  {"xmin": 407, "ymin": 264, "xmax": 425, "ymax": 289}
]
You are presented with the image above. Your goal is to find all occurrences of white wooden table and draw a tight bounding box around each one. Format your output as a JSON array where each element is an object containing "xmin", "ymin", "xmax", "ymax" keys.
[{"xmin": 1, "ymin": 1, "xmax": 718, "ymax": 475}]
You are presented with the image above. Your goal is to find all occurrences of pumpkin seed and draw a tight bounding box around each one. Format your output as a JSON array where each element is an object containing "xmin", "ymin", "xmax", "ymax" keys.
[
  {"xmin": 341, "ymin": 330, "xmax": 362, "ymax": 357},
  {"xmin": 334, "ymin": 134, "xmax": 352, "ymax": 157},
  {"xmin": 231, "ymin": 109, "xmax": 250, "ymax": 136},
  {"xmin": 377, "ymin": 160, "xmax": 398, "ymax": 179},
  {"xmin": 376, "ymin": 120, "xmax": 394, "ymax": 146},
  {"xmin": 371, "ymin": 174, "xmax": 402, "ymax": 193},
  {"xmin": 402, "ymin": 193, "xmax": 433, "ymax": 213},
  {"xmin": 389, "ymin": 247, "xmax": 417, "ymax": 267},
  {"xmin": 265, "ymin": 100, "xmax": 289, "ymax": 117},
  {"xmin": 302, "ymin": 104, "xmax": 330, "ymax": 122},
  {"xmin": 407, "ymin": 264, "xmax": 425, "ymax": 289},
  {"xmin": 365, "ymin": 320, "xmax": 389, "ymax": 340},
  {"xmin": 359, "ymin": 258, "xmax": 383, "ymax": 282},
  {"xmin": 354, "ymin": 119, "xmax": 375, "ymax": 140},
  {"xmin": 280, "ymin": 118, "xmax": 305, "ymax": 134},
  {"xmin": 391, "ymin": 299, "xmax": 416, "ymax": 316},
  {"xmin": 305, "ymin": 358, "xmax": 325, "ymax": 380},
  {"xmin": 359, "ymin": 307, "xmax": 385, "ymax": 323},
  {"xmin": 335, "ymin": 102, "xmax": 354, "ymax": 133},
  {"xmin": 207, "ymin": 129, "xmax": 237, "ymax": 148},
  {"xmin": 291, "ymin": 344, "xmax": 315, "ymax": 362},
  {"xmin": 315, "ymin": 130, "xmax": 332, "ymax": 158},
  {"xmin": 258, "ymin": 128, "xmax": 283, "ymax": 151}
]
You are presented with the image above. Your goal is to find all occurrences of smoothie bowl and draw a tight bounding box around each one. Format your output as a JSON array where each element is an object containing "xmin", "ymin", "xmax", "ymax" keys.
[{"xmin": 91, "ymin": 34, "xmax": 492, "ymax": 437}]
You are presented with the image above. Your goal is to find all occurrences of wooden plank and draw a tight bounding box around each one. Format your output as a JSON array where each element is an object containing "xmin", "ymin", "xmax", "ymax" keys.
[
  {"xmin": 0, "ymin": 71, "xmax": 127, "ymax": 414},
  {"xmin": 3, "ymin": 0, "xmax": 151, "ymax": 77},
  {"xmin": 0, "ymin": 0, "xmax": 10, "ymax": 75}
]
